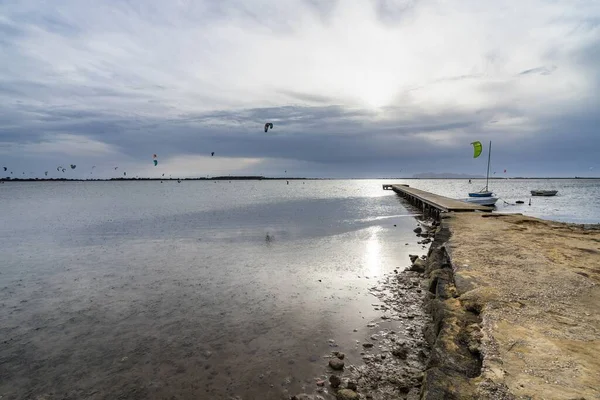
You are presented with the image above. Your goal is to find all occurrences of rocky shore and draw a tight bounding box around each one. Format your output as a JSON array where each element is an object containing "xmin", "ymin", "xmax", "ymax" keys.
[{"xmin": 291, "ymin": 212, "xmax": 600, "ymax": 400}]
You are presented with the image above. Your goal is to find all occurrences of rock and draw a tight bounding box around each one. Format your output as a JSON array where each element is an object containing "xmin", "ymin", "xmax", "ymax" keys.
[
  {"xmin": 347, "ymin": 381, "xmax": 358, "ymax": 391},
  {"xmin": 329, "ymin": 358, "xmax": 345, "ymax": 370},
  {"xmin": 333, "ymin": 351, "xmax": 345, "ymax": 360},
  {"xmin": 329, "ymin": 374, "xmax": 342, "ymax": 388},
  {"xmin": 409, "ymin": 258, "xmax": 426, "ymax": 273},
  {"xmin": 413, "ymin": 227, "xmax": 422, "ymax": 234},
  {"xmin": 392, "ymin": 346, "xmax": 408, "ymax": 359},
  {"xmin": 362, "ymin": 343, "xmax": 374, "ymax": 348},
  {"xmin": 291, "ymin": 395, "xmax": 316, "ymax": 400},
  {"xmin": 409, "ymin": 254, "xmax": 418, "ymax": 263},
  {"xmin": 336, "ymin": 389, "xmax": 359, "ymax": 400}
]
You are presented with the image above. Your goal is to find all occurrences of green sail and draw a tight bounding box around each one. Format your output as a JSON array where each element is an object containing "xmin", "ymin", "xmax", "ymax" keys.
[{"xmin": 471, "ymin": 141, "xmax": 482, "ymax": 158}]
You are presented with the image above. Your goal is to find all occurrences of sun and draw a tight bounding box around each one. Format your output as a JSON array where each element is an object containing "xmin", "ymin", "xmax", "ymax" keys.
[
  {"xmin": 363, "ymin": 88, "xmax": 394, "ymax": 109},
  {"xmin": 357, "ymin": 73, "xmax": 398, "ymax": 109}
]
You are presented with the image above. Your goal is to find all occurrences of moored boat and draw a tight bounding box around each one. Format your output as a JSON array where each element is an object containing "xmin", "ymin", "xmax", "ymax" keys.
[
  {"xmin": 468, "ymin": 140, "xmax": 495, "ymax": 198},
  {"xmin": 461, "ymin": 196, "xmax": 499, "ymax": 206},
  {"xmin": 531, "ymin": 190, "xmax": 558, "ymax": 196}
]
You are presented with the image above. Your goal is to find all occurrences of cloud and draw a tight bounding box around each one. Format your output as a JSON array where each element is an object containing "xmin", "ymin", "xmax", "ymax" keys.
[
  {"xmin": 518, "ymin": 65, "xmax": 558, "ymax": 75},
  {"xmin": 0, "ymin": 0, "xmax": 599, "ymax": 178}
]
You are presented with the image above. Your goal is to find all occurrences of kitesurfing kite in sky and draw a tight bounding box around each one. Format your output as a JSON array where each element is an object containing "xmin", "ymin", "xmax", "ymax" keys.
[
  {"xmin": 264, "ymin": 122, "xmax": 274, "ymax": 133},
  {"xmin": 471, "ymin": 141, "xmax": 482, "ymax": 158}
]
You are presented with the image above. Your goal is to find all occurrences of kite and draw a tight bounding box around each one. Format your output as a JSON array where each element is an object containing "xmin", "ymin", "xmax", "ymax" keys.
[
  {"xmin": 264, "ymin": 122, "xmax": 274, "ymax": 133},
  {"xmin": 2, "ymin": 167, "xmax": 6, "ymax": 171},
  {"xmin": 211, "ymin": 152, "xmax": 215, "ymax": 156},
  {"xmin": 44, "ymin": 171, "xmax": 48, "ymax": 176},
  {"xmin": 70, "ymin": 164, "xmax": 76, "ymax": 169},
  {"xmin": 471, "ymin": 141, "xmax": 482, "ymax": 158}
]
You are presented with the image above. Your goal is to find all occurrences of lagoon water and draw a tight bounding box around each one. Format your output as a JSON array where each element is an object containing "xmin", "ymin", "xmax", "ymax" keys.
[
  {"xmin": 0, "ymin": 178, "xmax": 597, "ymax": 399},
  {"xmin": 0, "ymin": 180, "xmax": 425, "ymax": 400}
]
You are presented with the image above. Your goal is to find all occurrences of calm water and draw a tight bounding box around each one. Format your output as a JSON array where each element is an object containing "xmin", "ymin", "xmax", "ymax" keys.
[
  {"xmin": 0, "ymin": 178, "xmax": 597, "ymax": 400},
  {"xmin": 0, "ymin": 180, "xmax": 425, "ymax": 400},
  {"xmin": 396, "ymin": 178, "xmax": 600, "ymax": 224}
]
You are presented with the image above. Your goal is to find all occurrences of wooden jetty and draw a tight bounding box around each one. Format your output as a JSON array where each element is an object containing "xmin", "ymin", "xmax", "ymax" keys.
[{"xmin": 383, "ymin": 184, "xmax": 492, "ymax": 219}]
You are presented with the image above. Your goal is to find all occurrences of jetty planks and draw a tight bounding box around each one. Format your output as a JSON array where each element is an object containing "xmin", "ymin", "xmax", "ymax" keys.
[{"xmin": 383, "ymin": 184, "xmax": 493, "ymax": 213}]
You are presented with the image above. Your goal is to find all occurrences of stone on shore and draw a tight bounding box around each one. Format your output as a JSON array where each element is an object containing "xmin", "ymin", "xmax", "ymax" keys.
[
  {"xmin": 329, "ymin": 358, "xmax": 345, "ymax": 371},
  {"xmin": 329, "ymin": 374, "xmax": 341, "ymax": 388},
  {"xmin": 336, "ymin": 388, "xmax": 359, "ymax": 400},
  {"xmin": 409, "ymin": 257, "xmax": 427, "ymax": 272}
]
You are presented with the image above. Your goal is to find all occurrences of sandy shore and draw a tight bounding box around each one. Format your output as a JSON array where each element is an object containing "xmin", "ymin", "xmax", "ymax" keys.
[{"xmin": 421, "ymin": 213, "xmax": 600, "ymax": 399}]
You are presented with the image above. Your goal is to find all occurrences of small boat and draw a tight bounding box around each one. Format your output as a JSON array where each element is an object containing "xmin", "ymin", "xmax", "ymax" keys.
[
  {"xmin": 468, "ymin": 141, "xmax": 495, "ymax": 198},
  {"xmin": 461, "ymin": 196, "xmax": 499, "ymax": 206},
  {"xmin": 531, "ymin": 190, "xmax": 558, "ymax": 197}
]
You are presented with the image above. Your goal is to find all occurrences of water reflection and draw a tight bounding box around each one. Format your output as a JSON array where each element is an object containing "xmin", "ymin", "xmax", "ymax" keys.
[{"xmin": 364, "ymin": 226, "xmax": 382, "ymax": 278}]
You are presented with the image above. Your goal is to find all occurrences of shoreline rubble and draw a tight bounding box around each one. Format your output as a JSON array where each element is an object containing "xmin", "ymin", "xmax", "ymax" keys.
[{"xmin": 293, "ymin": 212, "xmax": 600, "ymax": 400}]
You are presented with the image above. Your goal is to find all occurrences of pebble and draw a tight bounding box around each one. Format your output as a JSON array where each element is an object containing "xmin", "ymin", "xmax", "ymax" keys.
[
  {"xmin": 362, "ymin": 343, "xmax": 374, "ymax": 348},
  {"xmin": 347, "ymin": 381, "xmax": 358, "ymax": 391},
  {"xmin": 329, "ymin": 358, "xmax": 345, "ymax": 371},
  {"xmin": 329, "ymin": 374, "xmax": 342, "ymax": 388}
]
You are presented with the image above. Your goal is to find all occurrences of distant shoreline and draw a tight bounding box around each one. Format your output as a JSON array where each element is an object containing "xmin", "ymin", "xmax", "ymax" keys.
[{"xmin": 1, "ymin": 177, "xmax": 599, "ymax": 182}]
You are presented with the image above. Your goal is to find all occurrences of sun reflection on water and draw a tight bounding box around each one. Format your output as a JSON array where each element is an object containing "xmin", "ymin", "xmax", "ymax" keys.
[{"xmin": 364, "ymin": 226, "xmax": 383, "ymax": 278}]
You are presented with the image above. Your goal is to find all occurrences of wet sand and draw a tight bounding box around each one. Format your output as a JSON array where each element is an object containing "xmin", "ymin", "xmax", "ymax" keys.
[{"xmin": 429, "ymin": 213, "xmax": 600, "ymax": 399}]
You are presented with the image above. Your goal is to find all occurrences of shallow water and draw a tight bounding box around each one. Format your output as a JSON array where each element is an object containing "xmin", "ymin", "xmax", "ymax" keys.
[
  {"xmin": 0, "ymin": 180, "xmax": 426, "ymax": 400},
  {"xmin": 1, "ymin": 178, "xmax": 596, "ymax": 399}
]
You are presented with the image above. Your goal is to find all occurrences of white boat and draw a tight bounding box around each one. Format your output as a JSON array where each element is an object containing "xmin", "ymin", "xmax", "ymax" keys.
[
  {"xmin": 468, "ymin": 141, "xmax": 495, "ymax": 198},
  {"xmin": 461, "ymin": 196, "xmax": 499, "ymax": 206},
  {"xmin": 531, "ymin": 190, "xmax": 558, "ymax": 197}
]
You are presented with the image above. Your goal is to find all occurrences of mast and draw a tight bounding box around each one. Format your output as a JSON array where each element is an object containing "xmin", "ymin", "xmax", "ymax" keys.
[{"xmin": 485, "ymin": 141, "xmax": 492, "ymax": 191}]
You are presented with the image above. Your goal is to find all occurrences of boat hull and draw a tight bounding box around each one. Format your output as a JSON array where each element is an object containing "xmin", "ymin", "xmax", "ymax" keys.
[
  {"xmin": 531, "ymin": 190, "xmax": 558, "ymax": 196},
  {"xmin": 461, "ymin": 196, "xmax": 499, "ymax": 206}
]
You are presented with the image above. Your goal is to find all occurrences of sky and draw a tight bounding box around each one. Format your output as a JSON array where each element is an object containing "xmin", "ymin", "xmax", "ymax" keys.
[{"xmin": 0, "ymin": 0, "xmax": 599, "ymax": 179}]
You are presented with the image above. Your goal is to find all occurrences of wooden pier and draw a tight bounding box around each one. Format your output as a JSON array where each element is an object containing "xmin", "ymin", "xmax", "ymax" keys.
[{"xmin": 383, "ymin": 184, "xmax": 492, "ymax": 219}]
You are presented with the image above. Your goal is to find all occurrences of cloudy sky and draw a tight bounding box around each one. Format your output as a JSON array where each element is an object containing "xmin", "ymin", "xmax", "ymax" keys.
[{"xmin": 1, "ymin": 0, "xmax": 598, "ymax": 178}]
